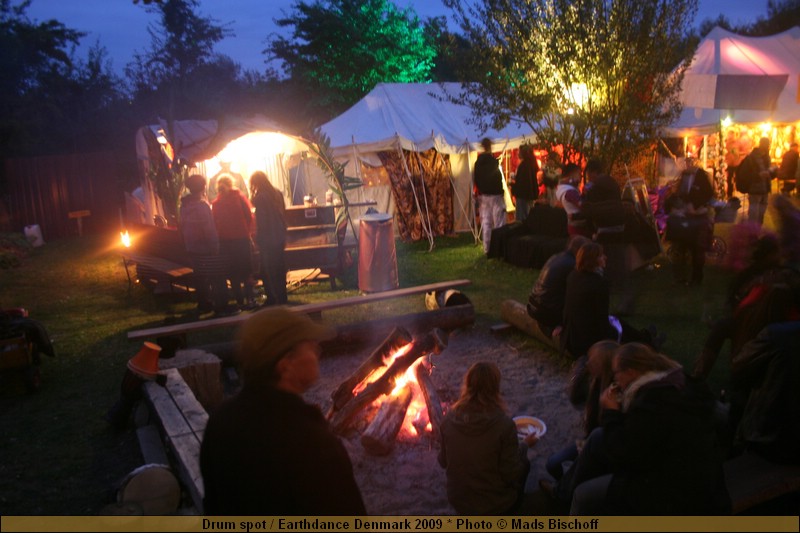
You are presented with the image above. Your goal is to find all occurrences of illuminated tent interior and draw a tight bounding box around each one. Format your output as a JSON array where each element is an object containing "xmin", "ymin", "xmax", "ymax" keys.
[
  {"xmin": 133, "ymin": 115, "xmax": 334, "ymax": 226},
  {"xmin": 661, "ymin": 26, "xmax": 800, "ymax": 182}
]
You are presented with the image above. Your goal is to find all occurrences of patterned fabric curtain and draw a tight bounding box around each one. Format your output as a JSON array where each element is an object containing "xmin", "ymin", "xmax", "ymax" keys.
[{"xmin": 377, "ymin": 148, "xmax": 453, "ymax": 242}]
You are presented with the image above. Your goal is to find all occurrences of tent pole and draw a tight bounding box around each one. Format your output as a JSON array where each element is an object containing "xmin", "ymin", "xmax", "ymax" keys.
[
  {"xmin": 396, "ymin": 139, "xmax": 435, "ymax": 251},
  {"xmin": 467, "ymin": 141, "xmax": 480, "ymax": 245}
]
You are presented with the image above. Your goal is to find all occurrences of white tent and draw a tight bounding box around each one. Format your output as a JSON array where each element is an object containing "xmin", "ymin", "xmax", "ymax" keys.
[
  {"xmin": 319, "ymin": 82, "xmax": 536, "ymax": 244},
  {"xmin": 665, "ymin": 26, "xmax": 800, "ymax": 137}
]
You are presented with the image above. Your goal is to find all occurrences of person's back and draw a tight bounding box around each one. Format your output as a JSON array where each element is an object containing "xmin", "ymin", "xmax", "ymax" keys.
[
  {"xmin": 252, "ymin": 183, "xmax": 287, "ymax": 248},
  {"xmin": 474, "ymin": 138, "xmax": 507, "ymax": 254},
  {"xmin": 732, "ymin": 321, "xmax": 800, "ymax": 464},
  {"xmin": 180, "ymin": 193, "xmax": 218, "ymax": 255},
  {"xmin": 201, "ymin": 385, "xmax": 365, "ymax": 514},
  {"xmin": 474, "ymin": 152, "xmax": 503, "ymax": 195},
  {"xmin": 603, "ymin": 366, "xmax": 728, "ymax": 514},
  {"xmin": 438, "ymin": 362, "xmax": 534, "ymax": 515},
  {"xmin": 212, "ymin": 185, "xmax": 253, "ymax": 241},
  {"xmin": 200, "ymin": 307, "xmax": 365, "ymax": 515}
]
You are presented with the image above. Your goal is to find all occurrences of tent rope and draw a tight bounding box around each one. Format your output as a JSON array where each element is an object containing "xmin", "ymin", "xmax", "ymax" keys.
[
  {"xmin": 410, "ymin": 142, "xmax": 436, "ymax": 250},
  {"xmin": 432, "ymin": 139, "xmax": 478, "ymax": 241},
  {"xmin": 395, "ymin": 136, "xmax": 435, "ymax": 251}
]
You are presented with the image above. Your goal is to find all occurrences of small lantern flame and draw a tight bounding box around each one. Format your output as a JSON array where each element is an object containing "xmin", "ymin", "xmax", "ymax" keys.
[{"xmin": 120, "ymin": 230, "xmax": 131, "ymax": 248}]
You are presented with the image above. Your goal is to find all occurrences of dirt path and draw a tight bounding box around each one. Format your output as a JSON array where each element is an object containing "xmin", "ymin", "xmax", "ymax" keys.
[{"xmin": 308, "ymin": 326, "xmax": 583, "ymax": 515}]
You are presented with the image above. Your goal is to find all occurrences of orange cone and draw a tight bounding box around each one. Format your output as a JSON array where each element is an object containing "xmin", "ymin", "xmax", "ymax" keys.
[{"xmin": 127, "ymin": 342, "xmax": 162, "ymax": 380}]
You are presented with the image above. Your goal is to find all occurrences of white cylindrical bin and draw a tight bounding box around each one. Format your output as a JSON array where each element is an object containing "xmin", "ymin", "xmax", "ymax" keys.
[
  {"xmin": 358, "ymin": 213, "xmax": 399, "ymax": 293},
  {"xmin": 24, "ymin": 225, "xmax": 45, "ymax": 247}
]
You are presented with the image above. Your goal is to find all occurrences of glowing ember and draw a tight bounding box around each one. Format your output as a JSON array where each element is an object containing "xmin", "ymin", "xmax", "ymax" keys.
[
  {"xmin": 120, "ymin": 230, "xmax": 131, "ymax": 248},
  {"xmin": 366, "ymin": 345, "xmax": 430, "ymax": 438}
]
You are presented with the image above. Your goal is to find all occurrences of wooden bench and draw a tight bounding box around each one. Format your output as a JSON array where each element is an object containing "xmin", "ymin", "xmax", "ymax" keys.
[
  {"xmin": 142, "ymin": 368, "xmax": 208, "ymax": 513},
  {"xmin": 128, "ymin": 279, "xmax": 472, "ymax": 342},
  {"xmin": 121, "ymin": 252, "xmax": 194, "ymax": 291},
  {"xmin": 724, "ymin": 451, "xmax": 800, "ymax": 514},
  {"xmin": 121, "ymin": 223, "xmax": 194, "ymax": 292}
]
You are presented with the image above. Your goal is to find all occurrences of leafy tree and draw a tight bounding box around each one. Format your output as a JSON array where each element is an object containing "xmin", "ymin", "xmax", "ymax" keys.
[
  {"xmin": 267, "ymin": 0, "xmax": 436, "ymax": 123},
  {"xmin": 443, "ymin": 0, "xmax": 699, "ymax": 169},
  {"xmin": 424, "ymin": 16, "xmax": 474, "ymax": 82},
  {"xmin": 125, "ymin": 0, "xmax": 233, "ymax": 121},
  {"xmin": 0, "ymin": 0, "xmax": 84, "ymax": 157},
  {"xmin": 741, "ymin": 0, "xmax": 800, "ymax": 36}
]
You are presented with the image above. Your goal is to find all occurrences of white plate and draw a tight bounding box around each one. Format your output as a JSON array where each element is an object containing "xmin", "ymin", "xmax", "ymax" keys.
[{"xmin": 513, "ymin": 416, "xmax": 547, "ymax": 439}]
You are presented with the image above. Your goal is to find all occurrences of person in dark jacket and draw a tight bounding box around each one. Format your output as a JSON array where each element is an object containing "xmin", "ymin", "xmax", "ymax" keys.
[
  {"xmin": 580, "ymin": 159, "xmax": 632, "ymax": 314},
  {"xmin": 665, "ymin": 158, "xmax": 715, "ymax": 286},
  {"xmin": 200, "ymin": 307, "xmax": 366, "ymax": 515},
  {"xmin": 249, "ymin": 171, "xmax": 288, "ymax": 306},
  {"xmin": 777, "ymin": 142, "xmax": 798, "ymax": 194},
  {"xmin": 474, "ymin": 137, "xmax": 506, "ymax": 254},
  {"xmin": 569, "ymin": 343, "xmax": 730, "ymax": 515},
  {"xmin": 731, "ymin": 321, "xmax": 800, "ymax": 465},
  {"xmin": 438, "ymin": 361, "xmax": 538, "ymax": 515},
  {"xmin": 179, "ymin": 174, "xmax": 229, "ymax": 315},
  {"xmin": 527, "ymin": 235, "xmax": 591, "ymax": 337},
  {"xmin": 511, "ymin": 144, "xmax": 539, "ymax": 222},
  {"xmin": 745, "ymin": 137, "xmax": 775, "ymax": 226},
  {"xmin": 561, "ymin": 242, "xmax": 618, "ymax": 359}
]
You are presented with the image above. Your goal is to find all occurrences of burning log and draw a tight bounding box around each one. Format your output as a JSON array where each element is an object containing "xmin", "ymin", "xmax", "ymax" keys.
[
  {"xmin": 415, "ymin": 362, "xmax": 444, "ymax": 442},
  {"xmin": 329, "ymin": 327, "xmax": 413, "ymax": 414},
  {"xmin": 330, "ymin": 328, "xmax": 449, "ymax": 434},
  {"xmin": 360, "ymin": 384, "xmax": 413, "ymax": 455}
]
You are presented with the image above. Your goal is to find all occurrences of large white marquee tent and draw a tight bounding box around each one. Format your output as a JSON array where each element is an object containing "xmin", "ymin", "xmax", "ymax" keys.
[
  {"xmin": 666, "ymin": 26, "xmax": 800, "ymax": 137},
  {"xmin": 319, "ymin": 82, "xmax": 537, "ymax": 242}
]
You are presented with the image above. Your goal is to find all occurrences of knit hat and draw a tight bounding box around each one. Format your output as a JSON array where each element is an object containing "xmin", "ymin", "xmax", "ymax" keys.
[{"xmin": 236, "ymin": 306, "xmax": 336, "ymax": 373}]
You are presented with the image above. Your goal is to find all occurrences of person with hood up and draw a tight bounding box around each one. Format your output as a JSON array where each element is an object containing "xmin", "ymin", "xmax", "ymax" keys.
[{"xmin": 438, "ymin": 361, "xmax": 539, "ymax": 514}]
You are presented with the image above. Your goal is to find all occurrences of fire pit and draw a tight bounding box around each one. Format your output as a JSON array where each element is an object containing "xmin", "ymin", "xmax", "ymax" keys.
[{"xmin": 327, "ymin": 327, "xmax": 449, "ymax": 455}]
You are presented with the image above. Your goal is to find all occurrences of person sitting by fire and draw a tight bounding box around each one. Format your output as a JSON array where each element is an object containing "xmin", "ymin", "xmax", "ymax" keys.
[
  {"xmin": 200, "ymin": 306, "xmax": 366, "ymax": 515},
  {"xmin": 438, "ymin": 361, "xmax": 539, "ymax": 515},
  {"xmin": 527, "ymin": 235, "xmax": 592, "ymax": 339}
]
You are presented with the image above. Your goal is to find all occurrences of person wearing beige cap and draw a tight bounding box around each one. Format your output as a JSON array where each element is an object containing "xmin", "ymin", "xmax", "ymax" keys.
[{"xmin": 199, "ymin": 306, "xmax": 366, "ymax": 515}]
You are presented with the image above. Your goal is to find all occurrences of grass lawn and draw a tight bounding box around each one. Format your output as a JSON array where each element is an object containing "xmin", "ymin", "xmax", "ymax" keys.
[{"xmin": 0, "ymin": 229, "xmax": 735, "ymax": 515}]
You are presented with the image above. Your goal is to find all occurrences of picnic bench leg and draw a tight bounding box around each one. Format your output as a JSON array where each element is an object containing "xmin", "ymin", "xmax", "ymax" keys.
[{"xmin": 122, "ymin": 258, "xmax": 134, "ymax": 291}]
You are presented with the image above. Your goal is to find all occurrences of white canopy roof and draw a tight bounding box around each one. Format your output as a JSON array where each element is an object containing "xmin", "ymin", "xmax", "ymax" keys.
[
  {"xmin": 320, "ymin": 82, "xmax": 536, "ymax": 156},
  {"xmin": 666, "ymin": 26, "xmax": 800, "ymax": 136}
]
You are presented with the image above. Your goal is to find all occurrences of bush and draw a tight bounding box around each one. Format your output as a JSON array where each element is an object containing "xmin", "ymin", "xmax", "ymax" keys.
[{"xmin": 0, "ymin": 232, "xmax": 33, "ymax": 269}]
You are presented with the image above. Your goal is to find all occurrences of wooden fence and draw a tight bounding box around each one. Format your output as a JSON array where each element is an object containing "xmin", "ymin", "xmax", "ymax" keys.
[{"xmin": 3, "ymin": 151, "xmax": 127, "ymax": 241}]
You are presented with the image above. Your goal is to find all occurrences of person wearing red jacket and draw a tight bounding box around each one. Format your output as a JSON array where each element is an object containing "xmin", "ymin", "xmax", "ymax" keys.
[{"xmin": 212, "ymin": 176, "xmax": 255, "ymax": 309}]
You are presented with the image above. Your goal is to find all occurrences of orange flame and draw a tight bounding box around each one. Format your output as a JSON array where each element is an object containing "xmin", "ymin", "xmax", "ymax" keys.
[
  {"xmin": 120, "ymin": 230, "xmax": 131, "ymax": 248},
  {"xmin": 351, "ymin": 342, "xmax": 433, "ymax": 439}
]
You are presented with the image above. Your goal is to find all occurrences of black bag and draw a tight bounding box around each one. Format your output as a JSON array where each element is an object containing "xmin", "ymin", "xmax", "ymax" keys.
[{"xmin": 736, "ymin": 154, "xmax": 756, "ymax": 194}]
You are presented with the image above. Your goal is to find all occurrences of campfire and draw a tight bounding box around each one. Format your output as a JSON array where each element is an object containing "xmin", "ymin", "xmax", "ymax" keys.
[{"xmin": 327, "ymin": 327, "xmax": 449, "ymax": 455}]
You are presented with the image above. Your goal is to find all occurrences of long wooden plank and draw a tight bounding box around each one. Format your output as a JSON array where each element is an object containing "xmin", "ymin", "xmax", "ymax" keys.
[
  {"xmin": 162, "ymin": 368, "xmax": 209, "ymax": 435},
  {"xmin": 143, "ymin": 381, "xmax": 194, "ymax": 439},
  {"xmin": 128, "ymin": 279, "xmax": 471, "ymax": 341}
]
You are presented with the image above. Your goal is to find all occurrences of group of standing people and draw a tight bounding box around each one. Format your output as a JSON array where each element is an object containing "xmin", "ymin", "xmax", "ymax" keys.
[{"xmin": 179, "ymin": 170, "xmax": 287, "ymax": 317}]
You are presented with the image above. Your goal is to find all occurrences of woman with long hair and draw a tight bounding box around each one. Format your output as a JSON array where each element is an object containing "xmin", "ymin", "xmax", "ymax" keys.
[
  {"xmin": 249, "ymin": 171, "xmax": 288, "ymax": 306},
  {"xmin": 438, "ymin": 362, "xmax": 537, "ymax": 515},
  {"xmin": 561, "ymin": 242, "xmax": 617, "ymax": 359},
  {"xmin": 569, "ymin": 343, "xmax": 729, "ymax": 515}
]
